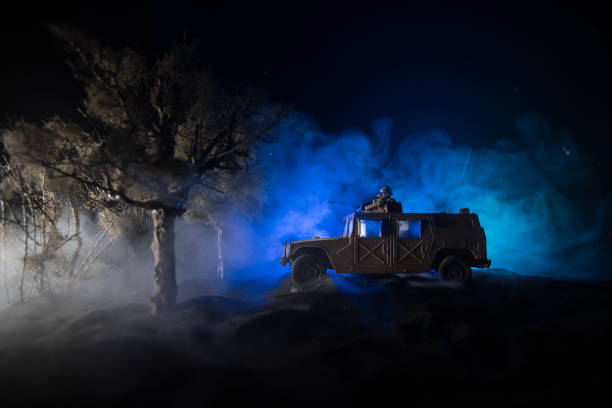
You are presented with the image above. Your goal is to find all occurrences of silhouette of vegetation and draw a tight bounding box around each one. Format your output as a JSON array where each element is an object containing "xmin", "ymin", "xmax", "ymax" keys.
[{"xmin": 1, "ymin": 26, "xmax": 287, "ymax": 312}]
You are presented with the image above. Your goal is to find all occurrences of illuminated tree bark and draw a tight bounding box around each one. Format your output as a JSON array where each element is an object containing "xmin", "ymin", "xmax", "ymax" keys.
[
  {"xmin": 68, "ymin": 198, "xmax": 82, "ymax": 277},
  {"xmin": 150, "ymin": 208, "xmax": 177, "ymax": 313},
  {"xmin": 0, "ymin": 200, "xmax": 8, "ymax": 304},
  {"xmin": 20, "ymin": 197, "xmax": 27, "ymax": 303},
  {"xmin": 216, "ymin": 226, "xmax": 224, "ymax": 280}
]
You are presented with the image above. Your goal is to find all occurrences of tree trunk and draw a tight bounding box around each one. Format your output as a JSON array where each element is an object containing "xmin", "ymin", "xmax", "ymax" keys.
[
  {"xmin": 201, "ymin": 203, "xmax": 224, "ymax": 280},
  {"xmin": 20, "ymin": 199, "xmax": 28, "ymax": 304},
  {"xmin": 216, "ymin": 226, "xmax": 224, "ymax": 280},
  {"xmin": 150, "ymin": 208, "xmax": 177, "ymax": 314},
  {"xmin": 1, "ymin": 200, "xmax": 9, "ymax": 304},
  {"xmin": 68, "ymin": 198, "xmax": 82, "ymax": 278}
]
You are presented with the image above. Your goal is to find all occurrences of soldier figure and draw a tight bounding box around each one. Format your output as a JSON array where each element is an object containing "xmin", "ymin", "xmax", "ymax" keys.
[{"xmin": 364, "ymin": 186, "xmax": 402, "ymax": 212}]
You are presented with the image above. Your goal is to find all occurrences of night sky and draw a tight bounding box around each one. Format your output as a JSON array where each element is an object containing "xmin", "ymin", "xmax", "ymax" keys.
[{"xmin": 1, "ymin": 2, "xmax": 610, "ymax": 163}]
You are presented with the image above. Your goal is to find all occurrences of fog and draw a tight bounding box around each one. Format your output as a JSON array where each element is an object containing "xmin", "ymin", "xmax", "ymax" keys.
[
  {"xmin": 215, "ymin": 110, "xmax": 605, "ymax": 283},
  {"xmin": 0, "ymin": 110, "xmax": 609, "ymax": 406},
  {"xmin": 0, "ymin": 110, "xmax": 607, "ymax": 311}
]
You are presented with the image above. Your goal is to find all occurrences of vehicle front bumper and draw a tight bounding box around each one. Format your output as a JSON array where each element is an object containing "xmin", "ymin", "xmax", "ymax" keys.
[
  {"xmin": 280, "ymin": 242, "xmax": 289, "ymax": 266},
  {"xmin": 473, "ymin": 259, "xmax": 492, "ymax": 268}
]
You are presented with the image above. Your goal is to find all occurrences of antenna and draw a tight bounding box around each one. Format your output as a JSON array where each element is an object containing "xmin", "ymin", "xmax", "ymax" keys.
[{"xmin": 456, "ymin": 147, "xmax": 472, "ymax": 191}]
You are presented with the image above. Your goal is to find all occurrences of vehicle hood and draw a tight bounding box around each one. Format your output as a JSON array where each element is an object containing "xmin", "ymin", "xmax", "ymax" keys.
[{"xmin": 290, "ymin": 237, "xmax": 341, "ymax": 245}]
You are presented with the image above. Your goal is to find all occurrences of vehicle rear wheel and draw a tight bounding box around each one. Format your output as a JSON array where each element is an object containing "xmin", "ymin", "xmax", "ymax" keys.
[
  {"xmin": 291, "ymin": 254, "xmax": 327, "ymax": 288},
  {"xmin": 438, "ymin": 256, "xmax": 472, "ymax": 281}
]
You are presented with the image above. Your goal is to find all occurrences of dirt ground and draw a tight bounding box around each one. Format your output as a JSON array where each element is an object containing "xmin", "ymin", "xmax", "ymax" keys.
[{"xmin": 0, "ymin": 269, "xmax": 610, "ymax": 406}]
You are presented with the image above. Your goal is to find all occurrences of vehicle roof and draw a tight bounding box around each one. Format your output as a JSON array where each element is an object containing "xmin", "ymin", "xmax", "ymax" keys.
[{"xmin": 343, "ymin": 211, "xmax": 474, "ymax": 220}]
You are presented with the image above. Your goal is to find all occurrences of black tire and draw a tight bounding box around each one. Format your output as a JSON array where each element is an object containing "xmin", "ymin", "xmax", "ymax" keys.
[
  {"xmin": 438, "ymin": 256, "xmax": 472, "ymax": 281},
  {"xmin": 291, "ymin": 254, "xmax": 327, "ymax": 288}
]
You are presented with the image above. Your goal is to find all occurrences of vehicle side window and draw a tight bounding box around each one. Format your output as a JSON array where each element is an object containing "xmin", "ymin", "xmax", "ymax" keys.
[
  {"xmin": 398, "ymin": 220, "xmax": 421, "ymax": 239},
  {"xmin": 359, "ymin": 219, "xmax": 382, "ymax": 238}
]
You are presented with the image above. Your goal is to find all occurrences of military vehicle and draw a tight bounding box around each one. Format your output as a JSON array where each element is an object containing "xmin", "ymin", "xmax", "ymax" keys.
[{"xmin": 280, "ymin": 187, "xmax": 491, "ymax": 287}]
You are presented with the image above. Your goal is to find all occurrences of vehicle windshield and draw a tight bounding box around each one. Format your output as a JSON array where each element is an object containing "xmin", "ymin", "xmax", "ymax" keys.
[{"xmin": 341, "ymin": 217, "xmax": 354, "ymax": 237}]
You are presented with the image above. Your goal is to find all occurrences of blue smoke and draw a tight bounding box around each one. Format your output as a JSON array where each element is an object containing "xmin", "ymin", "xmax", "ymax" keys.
[{"xmin": 209, "ymin": 111, "xmax": 605, "ymax": 284}]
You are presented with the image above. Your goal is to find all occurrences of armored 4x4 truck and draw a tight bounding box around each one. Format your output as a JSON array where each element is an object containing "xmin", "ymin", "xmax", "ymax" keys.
[{"xmin": 280, "ymin": 199, "xmax": 491, "ymax": 287}]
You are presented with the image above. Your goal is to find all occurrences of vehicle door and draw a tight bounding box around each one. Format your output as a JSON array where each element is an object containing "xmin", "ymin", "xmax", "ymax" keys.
[
  {"xmin": 331, "ymin": 214, "xmax": 355, "ymax": 272},
  {"xmin": 392, "ymin": 215, "xmax": 434, "ymax": 273},
  {"xmin": 355, "ymin": 215, "xmax": 390, "ymax": 270}
]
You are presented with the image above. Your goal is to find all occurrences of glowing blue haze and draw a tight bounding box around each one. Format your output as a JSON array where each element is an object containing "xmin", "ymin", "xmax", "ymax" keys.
[{"xmin": 202, "ymin": 112, "xmax": 603, "ymax": 282}]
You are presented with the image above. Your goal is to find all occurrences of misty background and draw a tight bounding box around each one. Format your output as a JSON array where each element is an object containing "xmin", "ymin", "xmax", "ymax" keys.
[
  {"xmin": 0, "ymin": 3, "xmax": 611, "ymax": 308},
  {"xmin": 0, "ymin": 5, "xmax": 610, "ymax": 406},
  {"xmin": 1, "ymin": 106, "xmax": 606, "ymax": 310},
  {"xmin": 213, "ymin": 109, "xmax": 607, "ymax": 282}
]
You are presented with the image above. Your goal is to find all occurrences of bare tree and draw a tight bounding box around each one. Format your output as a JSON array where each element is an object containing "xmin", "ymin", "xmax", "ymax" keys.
[
  {"xmin": 0, "ymin": 148, "xmax": 67, "ymax": 302},
  {"xmin": 186, "ymin": 170, "xmax": 263, "ymax": 280},
  {"xmin": 2, "ymin": 27, "xmax": 286, "ymax": 312}
]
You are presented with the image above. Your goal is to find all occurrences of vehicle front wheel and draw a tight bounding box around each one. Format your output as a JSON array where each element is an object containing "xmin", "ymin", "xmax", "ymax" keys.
[
  {"xmin": 438, "ymin": 256, "xmax": 472, "ymax": 281},
  {"xmin": 291, "ymin": 254, "xmax": 327, "ymax": 288}
]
